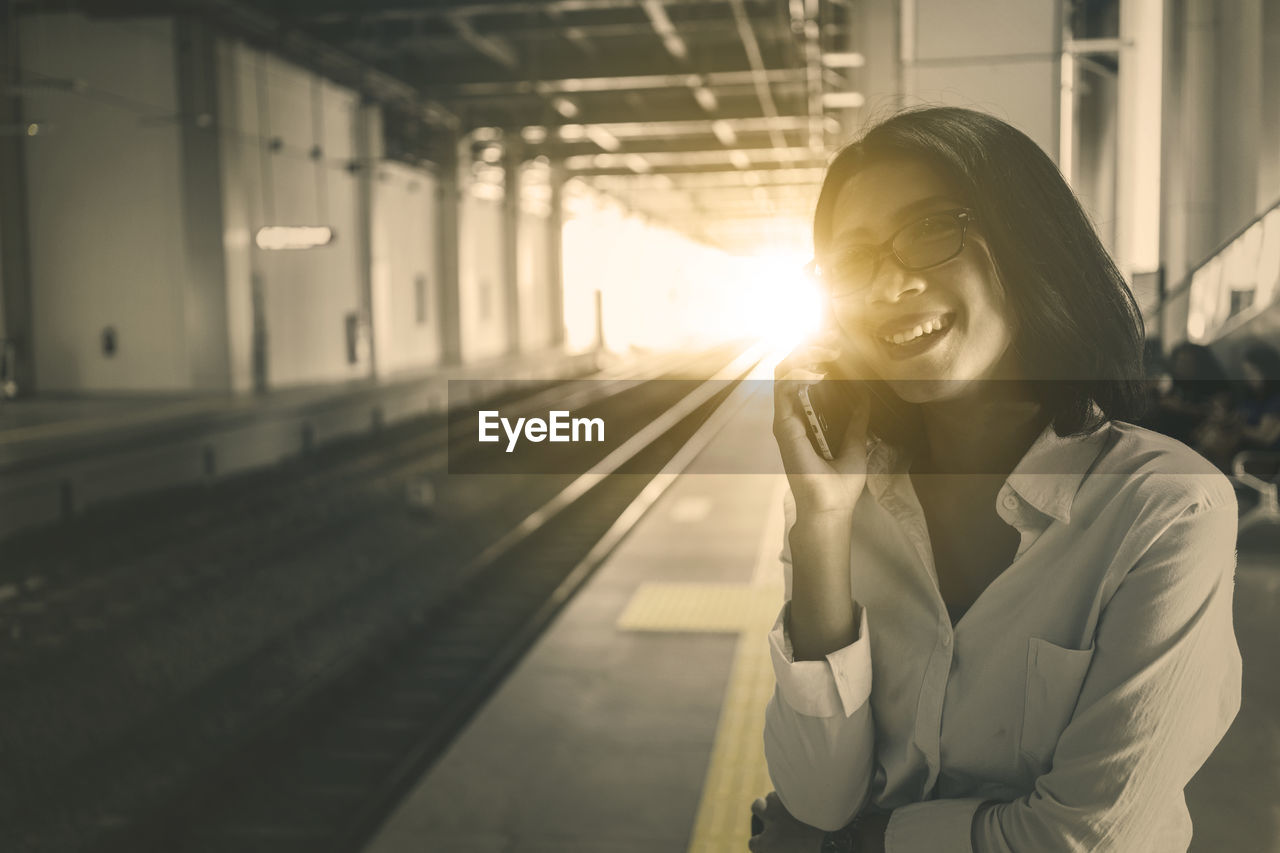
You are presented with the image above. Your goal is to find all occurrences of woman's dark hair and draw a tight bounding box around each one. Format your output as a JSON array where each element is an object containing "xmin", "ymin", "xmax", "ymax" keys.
[
  {"xmin": 1242, "ymin": 342, "xmax": 1280, "ymax": 398},
  {"xmin": 813, "ymin": 106, "xmax": 1149, "ymax": 438}
]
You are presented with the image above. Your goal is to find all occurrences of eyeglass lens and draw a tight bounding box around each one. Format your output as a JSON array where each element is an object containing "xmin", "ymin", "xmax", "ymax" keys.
[{"xmin": 828, "ymin": 213, "xmax": 967, "ymax": 295}]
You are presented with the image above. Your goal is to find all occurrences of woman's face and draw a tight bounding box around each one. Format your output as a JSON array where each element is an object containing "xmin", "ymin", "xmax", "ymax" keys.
[{"xmin": 824, "ymin": 158, "xmax": 1021, "ymax": 403}]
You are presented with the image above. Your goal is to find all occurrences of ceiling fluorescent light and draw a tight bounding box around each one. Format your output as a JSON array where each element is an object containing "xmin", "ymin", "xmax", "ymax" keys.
[
  {"xmin": 625, "ymin": 154, "xmax": 653, "ymax": 173},
  {"xmin": 729, "ymin": 150, "xmax": 752, "ymax": 170},
  {"xmin": 585, "ymin": 125, "xmax": 622, "ymax": 152},
  {"xmin": 822, "ymin": 52, "xmax": 866, "ymax": 68},
  {"xmin": 255, "ymin": 226, "xmax": 335, "ymax": 251},
  {"xmin": 552, "ymin": 97, "xmax": 579, "ymax": 118},
  {"xmin": 692, "ymin": 86, "xmax": 718, "ymax": 112},
  {"xmin": 710, "ymin": 120, "xmax": 737, "ymax": 146},
  {"xmin": 821, "ymin": 91, "xmax": 866, "ymax": 109}
]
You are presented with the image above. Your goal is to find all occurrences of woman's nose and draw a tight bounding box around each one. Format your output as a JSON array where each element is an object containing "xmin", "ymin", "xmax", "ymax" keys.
[{"xmin": 866, "ymin": 259, "xmax": 927, "ymax": 305}]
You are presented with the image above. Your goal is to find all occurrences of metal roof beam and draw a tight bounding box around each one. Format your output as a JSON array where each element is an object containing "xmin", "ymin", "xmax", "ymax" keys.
[
  {"xmin": 430, "ymin": 68, "xmax": 805, "ymax": 98},
  {"xmin": 727, "ymin": 0, "xmax": 788, "ymax": 152}
]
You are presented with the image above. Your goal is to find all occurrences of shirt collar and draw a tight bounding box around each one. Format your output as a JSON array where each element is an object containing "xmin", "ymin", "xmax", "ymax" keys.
[{"xmin": 865, "ymin": 405, "xmax": 1112, "ymax": 525}]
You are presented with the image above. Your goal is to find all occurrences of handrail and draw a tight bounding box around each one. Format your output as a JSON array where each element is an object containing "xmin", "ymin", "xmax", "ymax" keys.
[{"xmin": 1166, "ymin": 193, "xmax": 1280, "ymax": 300}]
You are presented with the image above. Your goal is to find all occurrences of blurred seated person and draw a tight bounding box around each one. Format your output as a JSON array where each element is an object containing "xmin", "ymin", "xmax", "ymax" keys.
[
  {"xmin": 1140, "ymin": 342, "xmax": 1233, "ymax": 448},
  {"xmin": 1193, "ymin": 342, "xmax": 1280, "ymax": 472}
]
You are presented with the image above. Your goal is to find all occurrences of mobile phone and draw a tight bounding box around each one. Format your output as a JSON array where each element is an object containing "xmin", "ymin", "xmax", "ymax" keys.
[{"xmin": 797, "ymin": 378, "xmax": 856, "ymax": 461}]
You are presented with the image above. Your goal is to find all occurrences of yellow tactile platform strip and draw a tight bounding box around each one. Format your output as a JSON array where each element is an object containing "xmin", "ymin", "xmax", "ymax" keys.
[
  {"xmin": 616, "ymin": 583, "xmax": 782, "ymax": 634},
  {"xmin": 615, "ymin": 477, "xmax": 788, "ymax": 853}
]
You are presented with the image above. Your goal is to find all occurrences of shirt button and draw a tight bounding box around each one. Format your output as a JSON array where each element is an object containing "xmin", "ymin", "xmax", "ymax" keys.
[
  {"xmin": 941, "ymin": 633, "xmax": 952, "ymax": 648},
  {"xmin": 1002, "ymin": 494, "xmax": 1019, "ymax": 510}
]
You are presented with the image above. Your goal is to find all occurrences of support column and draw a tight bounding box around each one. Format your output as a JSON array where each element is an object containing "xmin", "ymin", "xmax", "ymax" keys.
[
  {"xmin": 435, "ymin": 133, "xmax": 464, "ymax": 365},
  {"xmin": 500, "ymin": 135, "xmax": 523, "ymax": 356},
  {"xmin": 547, "ymin": 157, "xmax": 567, "ymax": 349},
  {"xmin": 175, "ymin": 15, "xmax": 232, "ymax": 392},
  {"xmin": 355, "ymin": 100, "xmax": 382, "ymax": 379},
  {"xmin": 0, "ymin": 3, "xmax": 34, "ymax": 396}
]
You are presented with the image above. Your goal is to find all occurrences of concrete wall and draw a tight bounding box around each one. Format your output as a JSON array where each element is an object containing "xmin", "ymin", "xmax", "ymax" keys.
[
  {"xmin": 1162, "ymin": 0, "xmax": 1277, "ymax": 293},
  {"xmin": 20, "ymin": 14, "xmax": 192, "ymax": 391},
  {"xmin": 1159, "ymin": 0, "xmax": 1280, "ymax": 351},
  {"xmin": 370, "ymin": 160, "xmax": 442, "ymax": 375},
  {"xmin": 517, "ymin": 209, "xmax": 553, "ymax": 352},
  {"xmin": 905, "ymin": 0, "xmax": 1061, "ymax": 158},
  {"xmin": 459, "ymin": 193, "xmax": 509, "ymax": 362},
  {"xmin": 215, "ymin": 42, "xmax": 367, "ymax": 389}
]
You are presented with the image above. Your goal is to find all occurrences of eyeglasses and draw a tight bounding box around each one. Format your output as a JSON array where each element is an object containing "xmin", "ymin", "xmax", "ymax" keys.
[{"xmin": 812, "ymin": 208, "xmax": 975, "ymax": 298}]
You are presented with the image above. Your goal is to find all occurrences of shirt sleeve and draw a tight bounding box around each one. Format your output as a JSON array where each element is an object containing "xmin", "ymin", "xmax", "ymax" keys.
[
  {"xmin": 762, "ymin": 489, "xmax": 877, "ymax": 832},
  {"xmin": 886, "ymin": 490, "xmax": 1242, "ymax": 853}
]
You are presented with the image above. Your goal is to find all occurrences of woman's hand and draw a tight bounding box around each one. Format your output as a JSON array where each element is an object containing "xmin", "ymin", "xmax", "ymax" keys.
[
  {"xmin": 748, "ymin": 792, "xmax": 826, "ymax": 853},
  {"xmin": 772, "ymin": 337, "xmax": 872, "ymax": 517}
]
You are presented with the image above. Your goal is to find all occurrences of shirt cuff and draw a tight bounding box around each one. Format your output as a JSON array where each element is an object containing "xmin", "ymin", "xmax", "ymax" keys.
[
  {"xmin": 885, "ymin": 798, "xmax": 986, "ymax": 853},
  {"xmin": 767, "ymin": 601, "xmax": 871, "ymax": 718}
]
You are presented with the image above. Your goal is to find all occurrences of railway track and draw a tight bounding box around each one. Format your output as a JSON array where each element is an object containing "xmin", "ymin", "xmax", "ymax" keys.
[{"xmin": 0, "ymin": 344, "xmax": 761, "ymax": 853}]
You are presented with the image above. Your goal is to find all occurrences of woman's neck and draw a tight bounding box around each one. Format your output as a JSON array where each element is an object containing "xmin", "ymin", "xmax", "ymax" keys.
[{"xmin": 913, "ymin": 381, "xmax": 1050, "ymax": 476}]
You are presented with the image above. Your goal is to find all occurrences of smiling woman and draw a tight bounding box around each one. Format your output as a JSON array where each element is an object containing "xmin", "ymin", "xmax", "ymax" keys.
[{"xmin": 756, "ymin": 107, "xmax": 1241, "ymax": 853}]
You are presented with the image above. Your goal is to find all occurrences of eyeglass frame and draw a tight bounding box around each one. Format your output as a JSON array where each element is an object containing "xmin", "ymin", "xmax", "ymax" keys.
[{"xmin": 808, "ymin": 207, "xmax": 977, "ymax": 299}]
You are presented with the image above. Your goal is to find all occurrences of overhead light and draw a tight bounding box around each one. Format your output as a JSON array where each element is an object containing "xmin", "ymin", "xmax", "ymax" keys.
[
  {"xmin": 552, "ymin": 97, "xmax": 579, "ymax": 118},
  {"xmin": 729, "ymin": 150, "xmax": 752, "ymax": 170},
  {"xmin": 255, "ymin": 226, "xmax": 335, "ymax": 251},
  {"xmin": 822, "ymin": 52, "xmax": 866, "ymax": 68},
  {"xmin": 585, "ymin": 125, "xmax": 621, "ymax": 152},
  {"xmin": 642, "ymin": 0, "xmax": 688, "ymax": 60},
  {"xmin": 559, "ymin": 124, "xmax": 587, "ymax": 141},
  {"xmin": 471, "ymin": 126, "xmax": 501, "ymax": 142},
  {"xmin": 822, "ymin": 91, "xmax": 866, "ymax": 109},
  {"xmin": 522, "ymin": 125, "xmax": 548, "ymax": 144},
  {"xmin": 691, "ymin": 86, "xmax": 718, "ymax": 112},
  {"xmin": 593, "ymin": 153, "xmax": 617, "ymax": 169},
  {"xmin": 625, "ymin": 154, "xmax": 652, "ymax": 173},
  {"xmin": 5, "ymin": 77, "xmax": 86, "ymax": 95},
  {"xmin": 710, "ymin": 120, "xmax": 737, "ymax": 146},
  {"xmin": 479, "ymin": 144, "xmax": 503, "ymax": 163}
]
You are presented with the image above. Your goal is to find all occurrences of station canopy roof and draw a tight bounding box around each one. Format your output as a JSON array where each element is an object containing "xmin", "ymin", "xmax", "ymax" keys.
[{"xmin": 58, "ymin": 0, "xmax": 872, "ymax": 253}]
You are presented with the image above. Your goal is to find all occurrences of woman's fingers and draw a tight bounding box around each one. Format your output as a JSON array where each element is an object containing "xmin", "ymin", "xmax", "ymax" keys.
[{"xmin": 751, "ymin": 797, "xmax": 768, "ymax": 818}]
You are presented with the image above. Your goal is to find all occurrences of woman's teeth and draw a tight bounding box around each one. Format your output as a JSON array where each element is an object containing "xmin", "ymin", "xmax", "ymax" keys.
[{"xmin": 882, "ymin": 314, "xmax": 952, "ymax": 345}]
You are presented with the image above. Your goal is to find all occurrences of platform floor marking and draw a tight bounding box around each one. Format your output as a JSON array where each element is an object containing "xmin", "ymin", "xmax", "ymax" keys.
[{"xmin": 616, "ymin": 476, "xmax": 788, "ymax": 853}]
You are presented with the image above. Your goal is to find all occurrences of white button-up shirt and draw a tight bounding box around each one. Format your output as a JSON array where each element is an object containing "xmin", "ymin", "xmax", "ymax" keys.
[{"xmin": 763, "ymin": 416, "xmax": 1241, "ymax": 852}]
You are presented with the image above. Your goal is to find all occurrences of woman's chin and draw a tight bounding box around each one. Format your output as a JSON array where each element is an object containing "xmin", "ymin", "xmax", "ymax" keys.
[{"xmin": 879, "ymin": 374, "xmax": 957, "ymax": 403}]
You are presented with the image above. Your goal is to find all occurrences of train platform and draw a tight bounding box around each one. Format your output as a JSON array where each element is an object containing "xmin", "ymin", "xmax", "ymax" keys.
[
  {"xmin": 363, "ymin": 379, "xmax": 785, "ymax": 853},
  {"xmin": 0, "ymin": 347, "xmax": 602, "ymax": 541},
  {"xmin": 360, "ymin": 383, "xmax": 1280, "ymax": 853}
]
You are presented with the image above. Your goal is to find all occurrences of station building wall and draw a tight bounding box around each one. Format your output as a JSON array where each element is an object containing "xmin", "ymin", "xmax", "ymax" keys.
[
  {"xmin": 215, "ymin": 42, "xmax": 367, "ymax": 390},
  {"xmin": 518, "ymin": 209, "xmax": 553, "ymax": 353},
  {"xmin": 20, "ymin": 14, "xmax": 193, "ymax": 392},
  {"xmin": 370, "ymin": 160, "xmax": 442, "ymax": 376},
  {"xmin": 459, "ymin": 193, "xmax": 510, "ymax": 362},
  {"xmin": 904, "ymin": 0, "xmax": 1060, "ymax": 159}
]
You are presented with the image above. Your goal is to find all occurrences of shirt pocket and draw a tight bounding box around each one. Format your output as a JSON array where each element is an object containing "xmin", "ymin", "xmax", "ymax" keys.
[{"xmin": 1019, "ymin": 636, "xmax": 1095, "ymax": 766}]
